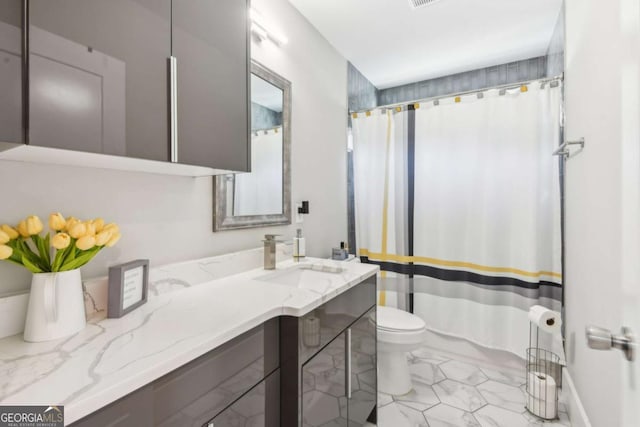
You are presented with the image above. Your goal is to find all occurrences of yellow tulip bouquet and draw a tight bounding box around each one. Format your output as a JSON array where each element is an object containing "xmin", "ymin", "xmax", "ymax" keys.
[{"xmin": 0, "ymin": 213, "xmax": 121, "ymax": 273}]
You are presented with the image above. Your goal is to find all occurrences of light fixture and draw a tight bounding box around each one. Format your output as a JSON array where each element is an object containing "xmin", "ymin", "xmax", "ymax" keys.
[{"xmin": 250, "ymin": 8, "xmax": 288, "ymax": 46}]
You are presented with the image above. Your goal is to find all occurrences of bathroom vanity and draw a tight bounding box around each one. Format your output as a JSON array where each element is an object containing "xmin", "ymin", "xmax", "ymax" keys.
[{"xmin": 0, "ymin": 251, "xmax": 378, "ymax": 426}]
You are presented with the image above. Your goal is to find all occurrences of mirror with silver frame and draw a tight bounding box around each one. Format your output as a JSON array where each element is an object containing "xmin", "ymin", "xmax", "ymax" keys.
[{"xmin": 214, "ymin": 61, "xmax": 291, "ymax": 231}]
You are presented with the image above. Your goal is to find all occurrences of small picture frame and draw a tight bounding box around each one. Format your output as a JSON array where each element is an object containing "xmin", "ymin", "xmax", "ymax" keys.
[{"xmin": 108, "ymin": 259, "xmax": 150, "ymax": 318}]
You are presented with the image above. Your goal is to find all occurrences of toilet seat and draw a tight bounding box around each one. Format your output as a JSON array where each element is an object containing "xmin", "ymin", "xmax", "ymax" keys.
[{"xmin": 373, "ymin": 306, "xmax": 426, "ymax": 332}]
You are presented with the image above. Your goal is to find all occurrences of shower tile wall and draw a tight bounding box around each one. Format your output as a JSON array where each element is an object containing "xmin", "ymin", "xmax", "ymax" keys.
[
  {"xmin": 348, "ymin": 62, "xmax": 379, "ymax": 112},
  {"xmin": 251, "ymin": 102, "xmax": 283, "ymax": 131},
  {"xmin": 377, "ymin": 56, "xmax": 548, "ymax": 106},
  {"xmin": 546, "ymin": 4, "xmax": 565, "ymax": 77}
]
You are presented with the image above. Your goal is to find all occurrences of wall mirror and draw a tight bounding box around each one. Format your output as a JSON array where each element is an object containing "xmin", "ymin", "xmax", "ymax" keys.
[{"xmin": 214, "ymin": 61, "xmax": 291, "ymax": 231}]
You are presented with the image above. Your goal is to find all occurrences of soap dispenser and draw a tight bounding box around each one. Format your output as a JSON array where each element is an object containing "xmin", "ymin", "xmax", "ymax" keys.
[{"xmin": 293, "ymin": 229, "xmax": 306, "ymax": 260}]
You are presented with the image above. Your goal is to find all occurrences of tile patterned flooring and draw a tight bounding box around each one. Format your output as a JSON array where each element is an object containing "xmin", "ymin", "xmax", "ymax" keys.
[{"xmin": 378, "ymin": 347, "xmax": 572, "ymax": 427}]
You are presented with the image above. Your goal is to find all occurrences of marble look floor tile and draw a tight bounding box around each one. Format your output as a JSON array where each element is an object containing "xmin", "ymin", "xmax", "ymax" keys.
[
  {"xmin": 476, "ymin": 380, "xmax": 526, "ymax": 413},
  {"xmin": 378, "ymin": 392, "xmax": 394, "ymax": 407},
  {"xmin": 393, "ymin": 379, "xmax": 440, "ymax": 411},
  {"xmin": 433, "ymin": 379, "xmax": 487, "ymax": 412},
  {"xmin": 410, "ymin": 348, "xmax": 451, "ymax": 365},
  {"xmin": 479, "ymin": 367, "xmax": 526, "ymax": 387},
  {"xmin": 440, "ymin": 360, "xmax": 489, "ymax": 386},
  {"xmin": 408, "ymin": 359, "xmax": 446, "ymax": 385},
  {"xmin": 523, "ymin": 409, "xmax": 571, "ymax": 426},
  {"xmin": 474, "ymin": 405, "xmax": 530, "ymax": 427},
  {"xmin": 423, "ymin": 404, "xmax": 481, "ymax": 427},
  {"xmin": 378, "ymin": 402, "xmax": 429, "ymax": 427}
]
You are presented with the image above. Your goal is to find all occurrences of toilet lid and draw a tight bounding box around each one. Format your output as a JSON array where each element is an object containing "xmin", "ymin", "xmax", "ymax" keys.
[{"xmin": 373, "ymin": 306, "xmax": 426, "ymax": 332}]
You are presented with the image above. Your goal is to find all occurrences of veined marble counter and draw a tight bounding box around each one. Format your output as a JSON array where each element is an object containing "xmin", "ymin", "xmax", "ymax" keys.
[{"xmin": 0, "ymin": 249, "xmax": 378, "ymax": 425}]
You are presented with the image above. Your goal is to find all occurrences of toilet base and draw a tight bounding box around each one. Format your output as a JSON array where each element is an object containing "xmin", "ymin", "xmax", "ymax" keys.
[{"xmin": 378, "ymin": 349, "xmax": 413, "ymax": 395}]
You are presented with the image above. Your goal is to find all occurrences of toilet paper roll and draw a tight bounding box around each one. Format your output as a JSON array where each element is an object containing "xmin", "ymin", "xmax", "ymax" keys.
[
  {"xmin": 303, "ymin": 317, "xmax": 321, "ymax": 347},
  {"xmin": 526, "ymin": 371, "xmax": 558, "ymax": 419},
  {"xmin": 528, "ymin": 305, "xmax": 562, "ymax": 334}
]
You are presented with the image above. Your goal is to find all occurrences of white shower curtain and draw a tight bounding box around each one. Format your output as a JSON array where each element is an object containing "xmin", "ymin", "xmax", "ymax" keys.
[
  {"xmin": 234, "ymin": 127, "xmax": 283, "ymax": 216},
  {"xmin": 412, "ymin": 84, "xmax": 563, "ymax": 356},
  {"xmin": 352, "ymin": 83, "xmax": 563, "ymax": 357},
  {"xmin": 352, "ymin": 109, "xmax": 409, "ymax": 308}
]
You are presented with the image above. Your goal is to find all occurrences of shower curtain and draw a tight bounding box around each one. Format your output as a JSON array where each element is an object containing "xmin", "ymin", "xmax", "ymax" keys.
[
  {"xmin": 234, "ymin": 127, "xmax": 283, "ymax": 216},
  {"xmin": 352, "ymin": 83, "xmax": 563, "ymax": 357},
  {"xmin": 352, "ymin": 109, "xmax": 410, "ymax": 309}
]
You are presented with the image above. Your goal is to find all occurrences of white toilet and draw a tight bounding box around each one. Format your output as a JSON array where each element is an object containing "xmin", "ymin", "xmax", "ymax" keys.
[{"xmin": 372, "ymin": 306, "xmax": 427, "ymax": 395}]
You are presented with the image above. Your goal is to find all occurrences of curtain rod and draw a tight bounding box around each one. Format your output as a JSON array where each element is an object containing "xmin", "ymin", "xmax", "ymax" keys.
[{"xmin": 350, "ymin": 74, "xmax": 564, "ymax": 115}]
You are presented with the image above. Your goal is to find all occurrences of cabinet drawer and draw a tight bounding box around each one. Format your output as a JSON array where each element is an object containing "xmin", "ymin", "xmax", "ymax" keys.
[
  {"xmin": 207, "ymin": 369, "xmax": 280, "ymax": 427},
  {"xmin": 69, "ymin": 385, "xmax": 153, "ymax": 427},
  {"xmin": 299, "ymin": 277, "xmax": 376, "ymax": 362},
  {"xmin": 154, "ymin": 319, "xmax": 279, "ymax": 426}
]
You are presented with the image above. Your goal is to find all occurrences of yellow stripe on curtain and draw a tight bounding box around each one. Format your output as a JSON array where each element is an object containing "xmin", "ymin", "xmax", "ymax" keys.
[
  {"xmin": 359, "ymin": 248, "xmax": 562, "ymax": 280},
  {"xmin": 378, "ymin": 111, "xmax": 393, "ymax": 306}
]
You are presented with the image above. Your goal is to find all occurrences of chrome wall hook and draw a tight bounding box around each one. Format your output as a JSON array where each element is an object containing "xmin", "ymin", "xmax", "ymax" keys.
[{"xmin": 553, "ymin": 137, "xmax": 585, "ymax": 158}]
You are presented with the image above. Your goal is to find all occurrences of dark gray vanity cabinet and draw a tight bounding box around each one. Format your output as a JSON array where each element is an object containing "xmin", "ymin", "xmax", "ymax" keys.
[
  {"xmin": 0, "ymin": 1, "xmax": 23, "ymax": 145},
  {"xmin": 282, "ymin": 276, "xmax": 378, "ymax": 427},
  {"xmin": 172, "ymin": 0, "xmax": 250, "ymax": 172},
  {"xmin": 71, "ymin": 319, "xmax": 280, "ymax": 427},
  {"xmin": 28, "ymin": 0, "xmax": 172, "ymax": 161}
]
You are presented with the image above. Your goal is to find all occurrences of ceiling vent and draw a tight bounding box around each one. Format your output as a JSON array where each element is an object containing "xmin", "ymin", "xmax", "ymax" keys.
[{"xmin": 408, "ymin": 0, "xmax": 442, "ymax": 9}]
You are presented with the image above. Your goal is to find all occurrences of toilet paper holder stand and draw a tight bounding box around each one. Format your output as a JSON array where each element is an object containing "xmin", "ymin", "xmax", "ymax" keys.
[{"xmin": 525, "ymin": 322, "xmax": 562, "ymax": 420}]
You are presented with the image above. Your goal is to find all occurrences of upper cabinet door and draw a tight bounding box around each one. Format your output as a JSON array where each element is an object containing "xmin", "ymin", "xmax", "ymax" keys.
[
  {"xmin": 0, "ymin": 1, "xmax": 23, "ymax": 144},
  {"xmin": 28, "ymin": 0, "xmax": 171, "ymax": 161},
  {"xmin": 172, "ymin": 0, "xmax": 250, "ymax": 172}
]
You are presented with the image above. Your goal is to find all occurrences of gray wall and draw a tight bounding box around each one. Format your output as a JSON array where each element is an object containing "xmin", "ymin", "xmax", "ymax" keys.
[
  {"xmin": 377, "ymin": 57, "xmax": 548, "ymax": 106},
  {"xmin": 347, "ymin": 62, "xmax": 378, "ymax": 112},
  {"xmin": 251, "ymin": 102, "xmax": 282, "ymax": 131},
  {"xmin": 546, "ymin": 2, "xmax": 565, "ymax": 77}
]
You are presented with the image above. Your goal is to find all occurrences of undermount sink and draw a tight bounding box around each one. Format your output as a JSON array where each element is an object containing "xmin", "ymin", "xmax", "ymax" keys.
[{"xmin": 256, "ymin": 263, "xmax": 346, "ymax": 290}]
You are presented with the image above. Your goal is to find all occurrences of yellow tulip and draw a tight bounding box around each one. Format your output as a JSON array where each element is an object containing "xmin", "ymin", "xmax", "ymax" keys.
[
  {"xmin": 25, "ymin": 215, "xmax": 44, "ymax": 235},
  {"xmin": 105, "ymin": 232, "xmax": 121, "ymax": 247},
  {"xmin": 103, "ymin": 223, "xmax": 119, "ymax": 234},
  {"xmin": 17, "ymin": 220, "xmax": 29, "ymax": 238},
  {"xmin": 0, "ymin": 230, "xmax": 9, "ymax": 245},
  {"xmin": 76, "ymin": 235, "xmax": 96, "ymax": 251},
  {"xmin": 95, "ymin": 230, "xmax": 112, "ymax": 246},
  {"xmin": 1, "ymin": 225, "xmax": 19, "ymax": 240},
  {"xmin": 68, "ymin": 222, "xmax": 87, "ymax": 239},
  {"xmin": 48, "ymin": 213, "xmax": 66, "ymax": 231},
  {"xmin": 92, "ymin": 218, "xmax": 105, "ymax": 233},
  {"xmin": 84, "ymin": 221, "xmax": 96, "ymax": 237},
  {"xmin": 51, "ymin": 233, "xmax": 71, "ymax": 250},
  {"xmin": 0, "ymin": 244, "xmax": 12, "ymax": 260},
  {"xmin": 64, "ymin": 217, "xmax": 79, "ymax": 232}
]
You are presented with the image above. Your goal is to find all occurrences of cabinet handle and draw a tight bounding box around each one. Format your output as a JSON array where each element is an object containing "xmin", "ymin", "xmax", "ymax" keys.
[
  {"xmin": 345, "ymin": 328, "xmax": 352, "ymax": 399},
  {"xmin": 169, "ymin": 56, "xmax": 178, "ymax": 163}
]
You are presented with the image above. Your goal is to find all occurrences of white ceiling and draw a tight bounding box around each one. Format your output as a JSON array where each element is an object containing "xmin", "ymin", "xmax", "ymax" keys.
[{"xmin": 289, "ymin": 0, "xmax": 563, "ymax": 89}]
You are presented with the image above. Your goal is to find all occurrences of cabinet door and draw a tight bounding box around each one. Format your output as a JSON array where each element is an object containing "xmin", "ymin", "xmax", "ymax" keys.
[
  {"xmin": 29, "ymin": 0, "xmax": 171, "ymax": 161},
  {"xmin": 0, "ymin": 1, "xmax": 23, "ymax": 144},
  {"xmin": 207, "ymin": 369, "xmax": 280, "ymax": 427},
  {"xmin": 302, "ymin": 331, "xmax": 351, "ymax": 427},
  {"xmin": 172, "ymin": 0, "xmax": 250, "ymax": 171},
  {"xmin": 347, "ymin": 307, "xmax": 377, "ymax": 426}
]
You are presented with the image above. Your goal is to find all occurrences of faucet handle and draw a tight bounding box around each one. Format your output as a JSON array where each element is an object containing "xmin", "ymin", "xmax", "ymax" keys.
[{"xmin": 264, "ymin": 234, "xmax": 281, "ymax": 241}]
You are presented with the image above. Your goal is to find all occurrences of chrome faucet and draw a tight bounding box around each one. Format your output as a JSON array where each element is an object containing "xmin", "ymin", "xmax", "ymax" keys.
[{"xmin": 263, "ymin": 234, "xmax": 282, "ymax": 270}]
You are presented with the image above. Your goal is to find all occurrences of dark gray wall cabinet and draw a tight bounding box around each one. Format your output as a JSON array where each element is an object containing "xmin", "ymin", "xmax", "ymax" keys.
[{"xmin": 0, "ymin": 0, "xmax": 250, "ymax": 173}]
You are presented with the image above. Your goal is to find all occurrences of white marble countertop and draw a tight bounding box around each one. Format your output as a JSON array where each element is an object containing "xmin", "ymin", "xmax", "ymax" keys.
[{"xmin": 0, "ymin": 254, "xmax": 378, "ymax": 425}]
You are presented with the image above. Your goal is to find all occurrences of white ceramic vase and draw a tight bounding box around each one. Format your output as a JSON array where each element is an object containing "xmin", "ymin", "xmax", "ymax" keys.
[{"xmin": 23, "ymin": 269, "xmax": 87, "ymax": 342}]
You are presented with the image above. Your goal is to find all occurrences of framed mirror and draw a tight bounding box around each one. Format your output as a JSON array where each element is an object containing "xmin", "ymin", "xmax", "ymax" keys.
[{"xmin": 214, "ymin": 61, "xmax": 291, "ymax": 231}]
